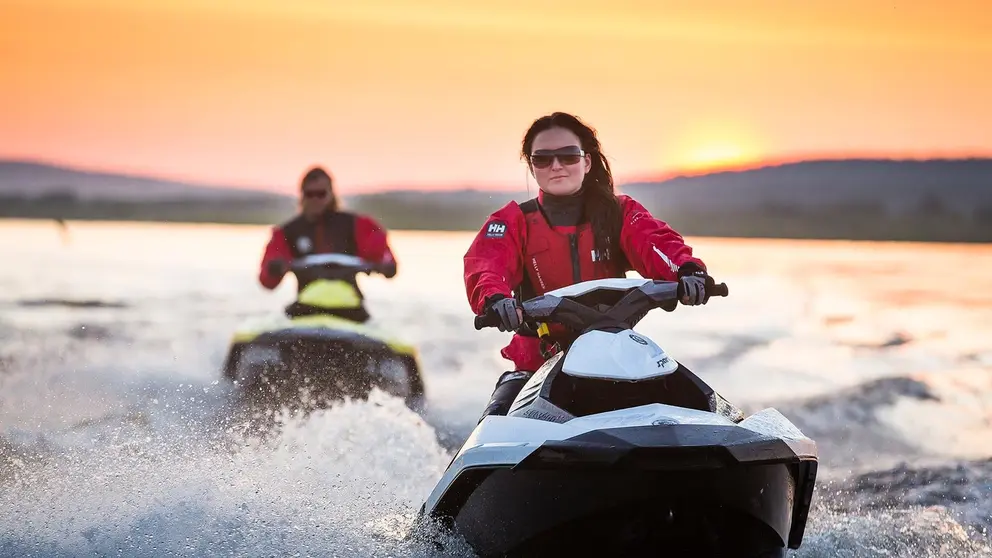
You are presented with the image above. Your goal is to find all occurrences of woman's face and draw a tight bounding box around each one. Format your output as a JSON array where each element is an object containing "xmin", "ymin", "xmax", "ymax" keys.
[
  {"xmin": 529, "ymin": 127, "xmax": 591, "ymax": 196},
  {"xmin": 300, "ymin": 176, "xmax": 333, "ymax": 218}
]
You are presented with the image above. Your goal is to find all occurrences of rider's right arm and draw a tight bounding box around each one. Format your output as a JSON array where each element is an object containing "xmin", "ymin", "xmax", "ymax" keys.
[
  {"xmin": 258, "ymin": 227, "xmax": 292, "ymax": 290},
  {"xmin": 463, "ymin": 203, "xmax": 527, "ymax": 315}
]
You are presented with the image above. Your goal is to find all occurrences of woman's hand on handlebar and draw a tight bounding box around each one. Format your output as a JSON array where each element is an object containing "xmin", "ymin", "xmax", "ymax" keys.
[
  {"xmin": 677, "ymin": 268, "xmax": 709, "ymax": 306},
  {"xmin": 677, "ymin": 264, "xmax": 728, "ymax": 306},
  {"xmin": 487, "ymin": 296, "xmax": 524, "ymax": 332}
]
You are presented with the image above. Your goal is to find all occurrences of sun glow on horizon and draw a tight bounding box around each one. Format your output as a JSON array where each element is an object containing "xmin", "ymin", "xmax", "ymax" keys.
[
  {"xmin": 677, "ymin": 143, "xmax": 762, "ymax": 173},
  {"xmin": 662, "ymin": 119, "xmax": 767, "ymax": 174}
]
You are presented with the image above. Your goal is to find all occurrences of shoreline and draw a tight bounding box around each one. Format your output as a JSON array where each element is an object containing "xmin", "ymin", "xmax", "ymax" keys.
[{"xmin": 3, "ymin": 215, "xmax": 990, "ymax": 245}]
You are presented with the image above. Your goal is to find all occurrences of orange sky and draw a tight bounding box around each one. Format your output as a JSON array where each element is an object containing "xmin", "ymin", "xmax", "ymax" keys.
[{"xmin": 2, "ymin": 0, "xmax": 991, "ymax": 194}]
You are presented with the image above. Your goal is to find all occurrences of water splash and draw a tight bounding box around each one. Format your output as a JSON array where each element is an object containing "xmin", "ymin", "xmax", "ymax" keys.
[
  {"xmin": 2, "ymin": 225, "xmax": 992, "ymax": 556},
  {"xmin": 798, "ymin": 505, "xmax": 992, "ymax": 557},
  {"xmin": 0, "ymin": 391, "xmax": 457, "ymax": 557}
]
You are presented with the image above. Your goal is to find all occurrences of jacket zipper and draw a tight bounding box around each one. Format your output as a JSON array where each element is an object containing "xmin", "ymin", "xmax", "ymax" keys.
[{"xmin": 569, "ymin": 234, "xmax": 581, "ymax": 283}]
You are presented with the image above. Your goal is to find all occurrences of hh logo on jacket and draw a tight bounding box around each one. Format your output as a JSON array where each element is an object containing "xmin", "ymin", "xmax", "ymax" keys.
[{"xmin": 485, "ymin": 221, "xmax": 507, "ymax": 238}]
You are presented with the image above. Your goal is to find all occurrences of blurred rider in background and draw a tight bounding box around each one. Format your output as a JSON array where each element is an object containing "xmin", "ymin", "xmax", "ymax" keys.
[{"xmin": 258, "ymin": 166, "xmax": 397, "ymax": 322}]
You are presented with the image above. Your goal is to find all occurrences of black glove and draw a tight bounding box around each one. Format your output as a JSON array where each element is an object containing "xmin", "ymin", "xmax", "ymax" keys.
[
  {"xmin": 266, "ymin": 259, "xmax": 288, "ymax": 278},
  {"xmin": 678, "ymin": 263, "xmax": 709, "ymax": 306},
  {"xmin": 376, "ymin": 260, "xmax": 397, "ymax": 279},
  {"xmin": 485, "ymin": 295, "xmax": 522, "ymax": 332}
]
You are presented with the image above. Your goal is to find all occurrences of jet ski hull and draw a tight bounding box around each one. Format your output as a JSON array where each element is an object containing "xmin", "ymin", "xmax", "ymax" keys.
[
  {"xmin": 419, "ymin": 423, "xmax": 816, "ymax": 558},
  {"xmin": 223, "ymin": 324, "xmax": 425, "ymax": 410}
]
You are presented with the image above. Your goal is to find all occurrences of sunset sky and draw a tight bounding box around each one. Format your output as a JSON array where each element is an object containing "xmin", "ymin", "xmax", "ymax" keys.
[{"xmin": 2, "ymin": 0, "xmax": 990, "ymax": 194}]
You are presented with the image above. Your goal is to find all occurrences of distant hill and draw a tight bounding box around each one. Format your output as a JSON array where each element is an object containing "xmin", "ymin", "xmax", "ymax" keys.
[
  {"xmin": 0, "ymin": 160, "xmax": 290, "ymax": 201},
  {"xmin": 621, "ymin": 158, "xmax": 992, "ymax": 218},
  {"xmin": 615, "ymin": 158, "xmax": 992, "ymax": 242},
  {"xmin": 2, "ymin": 157, "xmax": 991, "ymax": 241},
  {"xmin": 0, "ymin": 160, "xmax": 297, "ymax": 224},
  {"xmin": 342, "ymin": 189, "xmax": 530, "ymax": 231}
]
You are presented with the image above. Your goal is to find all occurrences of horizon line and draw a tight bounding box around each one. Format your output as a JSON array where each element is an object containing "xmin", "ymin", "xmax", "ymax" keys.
[
  {"xmin": 621, "ymin": 150, "xmax": 992, "ymax": 184},
  {"xmin": 4, "ymin": 150, "xmax": 992, "ymax": 195}
]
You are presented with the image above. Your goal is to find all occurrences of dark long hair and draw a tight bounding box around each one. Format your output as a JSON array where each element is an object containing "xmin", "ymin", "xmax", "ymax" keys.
[
  {"xmin": 300, "ymin": 166, "xmax": 338, "ymax": 212},
  {"xmin": 521, "ymin": 112, "xmax": 623, "ymax": 261}
]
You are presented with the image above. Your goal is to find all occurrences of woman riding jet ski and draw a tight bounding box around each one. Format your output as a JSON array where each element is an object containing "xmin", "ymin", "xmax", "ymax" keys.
[
  {"xmin": 466, "ymin": 112, "xmax": 712, "ymax": 422},
  {"xmin": 221, "ymin": 166, "xmax": 426, "ymax": 411},
  {"xmin": 412, "ymin": 113, "xmax": 817, "ymax": 557}
]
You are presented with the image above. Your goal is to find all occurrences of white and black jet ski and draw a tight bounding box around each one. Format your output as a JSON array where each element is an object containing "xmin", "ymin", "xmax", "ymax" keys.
[{"xmin": 413, "ymin": 277, "xmax": 817, "ymax": 558}]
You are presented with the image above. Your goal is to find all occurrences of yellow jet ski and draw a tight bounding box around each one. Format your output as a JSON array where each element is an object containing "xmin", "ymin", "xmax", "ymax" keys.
[{"xmin": 221, "ymin": 253, "xmax": 426, "ymax": 412}]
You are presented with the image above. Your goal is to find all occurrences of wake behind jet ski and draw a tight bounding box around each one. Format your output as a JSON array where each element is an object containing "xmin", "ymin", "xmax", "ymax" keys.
[
  {"xmin": 222, "ymin": 253, "xmax": 426, "ymax": 412},
  {"xmin": 413, "ymin": 277, "xmax": 817, "ymax": 558}
]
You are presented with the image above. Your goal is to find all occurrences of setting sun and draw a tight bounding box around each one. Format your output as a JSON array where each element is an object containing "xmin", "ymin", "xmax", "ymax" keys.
[
  {"xmin": 679, "ymin": 143, "xmax": 760, "ymax": 172},
  {"xmin": 663, "ymin": 119, "xmax": 766, "ymax": 174}
]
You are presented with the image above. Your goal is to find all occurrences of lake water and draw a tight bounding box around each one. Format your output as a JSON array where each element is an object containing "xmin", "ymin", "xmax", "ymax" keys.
[{"xmin": 1, "ymin": 219, "xmax": 991, "ymax": 556}]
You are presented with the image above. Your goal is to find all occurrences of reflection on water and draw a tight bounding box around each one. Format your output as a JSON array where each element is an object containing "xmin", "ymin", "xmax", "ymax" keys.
[{"xmin": 0, "ymin": 219, "xmax": 990, "ymax": 556}]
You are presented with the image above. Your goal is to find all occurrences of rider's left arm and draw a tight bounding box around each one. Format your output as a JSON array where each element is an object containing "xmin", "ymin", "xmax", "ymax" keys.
[
  {"xmin": 354, "ymin": 215, "xmax": 397, "ymax": 278},
  {"xmin": 617, "ymin": 195, "xmax": 706, "ymax": 282}
]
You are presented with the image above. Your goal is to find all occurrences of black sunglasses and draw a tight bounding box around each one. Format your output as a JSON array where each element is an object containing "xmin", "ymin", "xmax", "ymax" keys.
[
  {"xmin": 302, "ymin": 189, "xmax": 328, "ymax": 199},
  {"xmin": 530, "ymin": 146, "xmax": 585, "ymax": 169}
]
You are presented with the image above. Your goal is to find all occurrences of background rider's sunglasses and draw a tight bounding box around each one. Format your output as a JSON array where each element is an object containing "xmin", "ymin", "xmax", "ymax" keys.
[
  {"xmin": 302, "ymin": 189, "xmax": 328, "ymax": 199},
  {"xmin": 530, "ymin": 146, "xmax": 585, "ymax": 169}
]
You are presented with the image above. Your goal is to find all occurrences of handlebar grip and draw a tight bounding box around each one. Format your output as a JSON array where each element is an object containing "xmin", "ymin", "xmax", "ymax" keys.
[
  {"xmin": 710, "ymin": 282, "xmax": 729, "ymax": 297},
  {"xmin": 474, "ymin": 313, "xmax": 500, "ymax": 330}
]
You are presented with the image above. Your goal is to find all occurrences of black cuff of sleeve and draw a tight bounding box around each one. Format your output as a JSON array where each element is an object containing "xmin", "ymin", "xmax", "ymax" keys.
[
  {"xmin": 678, "ymin": 262, "xmax": 705, "ymax": 277},
  {"xmin": 483, "ymin": 293, "xmax": 507, "ymax": 310}
]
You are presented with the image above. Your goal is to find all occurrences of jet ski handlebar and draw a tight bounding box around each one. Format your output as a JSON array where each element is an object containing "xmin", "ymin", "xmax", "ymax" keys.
[
  {"xmin": 474, "ymin": 278, "xmax": 729, "ymax": 331},
  {"xmin": 709, "ymin": 282, "xmax": 729, "ymax": 298},
  {"xmin": 289, "ymin": 253, "xmax": 379, "ymax": 275}
]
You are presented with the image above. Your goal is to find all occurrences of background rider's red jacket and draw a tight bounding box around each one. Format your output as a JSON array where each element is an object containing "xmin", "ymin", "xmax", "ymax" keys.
[
  {"xmin": 464, "ymin": 194, "xmax": 706, "ymax": 371},
  {"xmin": 258, "ymin": 210, "xmax": 396, "ymax": 289}
]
